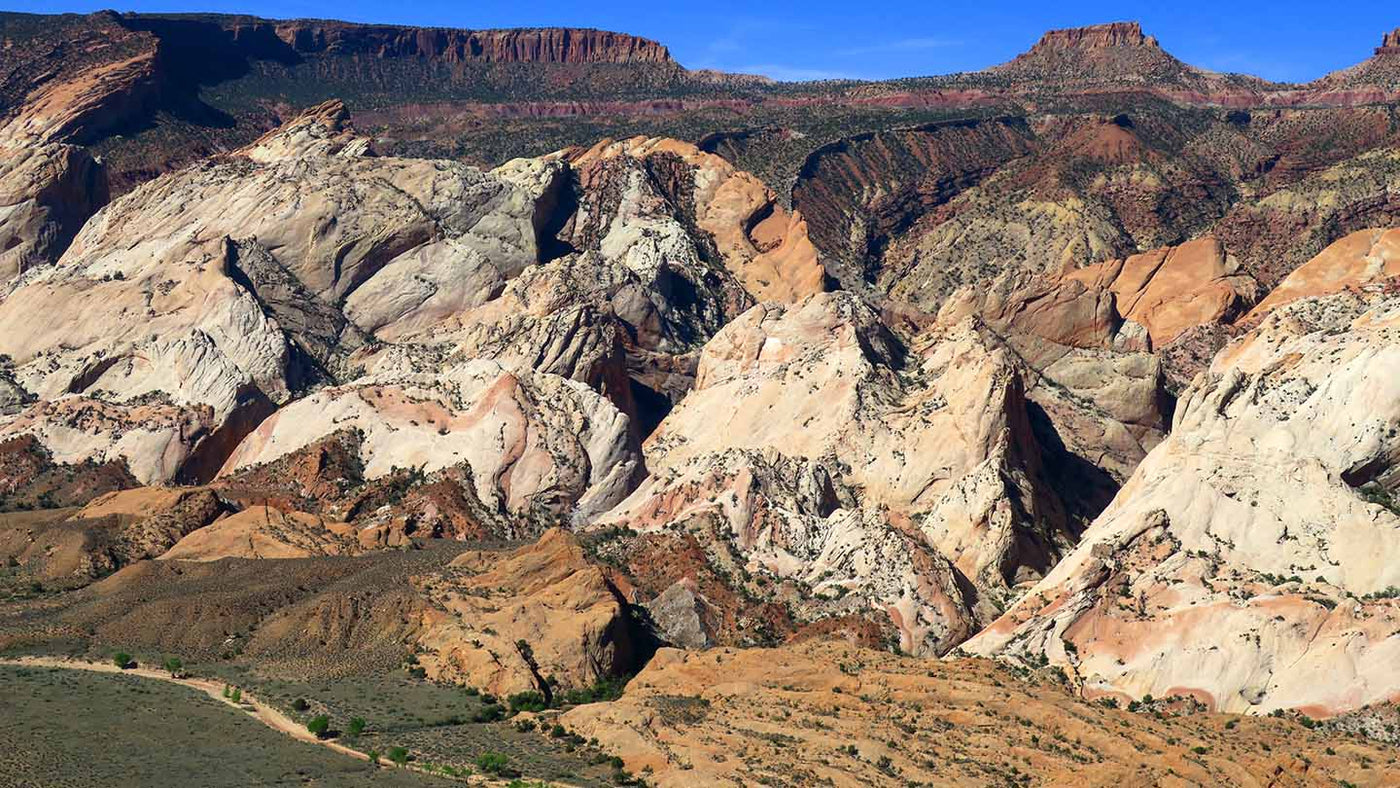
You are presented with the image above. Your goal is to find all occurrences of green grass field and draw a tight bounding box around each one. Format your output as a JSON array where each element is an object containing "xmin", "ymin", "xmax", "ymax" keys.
[{"xmin": 0, "ymin": 665, "xmax": 433, "ymax": 787}]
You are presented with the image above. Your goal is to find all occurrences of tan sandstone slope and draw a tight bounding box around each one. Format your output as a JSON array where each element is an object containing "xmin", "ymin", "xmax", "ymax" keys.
[{"xmin": 561, "ymin": 640, "xmax": 1397, "ymax": 787}]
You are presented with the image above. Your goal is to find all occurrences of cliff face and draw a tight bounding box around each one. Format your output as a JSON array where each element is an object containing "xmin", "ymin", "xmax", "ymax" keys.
[
  {"xmin": 1025, "ymin": 21, "xmax": 1156, "ymax": 52},
  {"xmin": 266, "ymin": 22, "xmax": 674, "ymax": 65},
  {"xmin": 116, "ymin": 14, "xmax": 675, "ymax": 67},
  {"xmin": 1379, "ymin": 27, "xmax": 1400, "ymax": 54}
]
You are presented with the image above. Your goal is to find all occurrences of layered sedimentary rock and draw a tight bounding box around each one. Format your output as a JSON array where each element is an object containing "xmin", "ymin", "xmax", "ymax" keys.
[
  {"xmin": 565, "ymin": 136, "xmax": 828, "ymax": 304},
  {"xmin": 596, "ymin": 292, "xmax": 1075, "ymax": 655},
  {"xmin": 0, "ymin": 486, "xmax": 225, "ymax": 584},
  {"xmin": 219, "ymin": 359, "xmax": 643, "ymax": 525},
  {"xmin": 1245, "ymin": 227, "xmax": 1400, "ymax": 320},
  {"xmin": 0, "ymin": 143, "xmax": 107, "ymax": 281},
  {"xmin": 158, "ymin": 505, "xmax": 352, "ymax": 561},
  {"xmin": 415, "ymin": 528, "xmax": 636, "ymax": 695},
  {"xmin": 0, "ymin": 103, "xmax": 544, "ymax": 484},
  {"xmin": 985, "ymin": 21, "xmax": 1229, "ymax": 89},
  {"xmin": 1066, "ymin": 237, "xmax": 1257, "ymax": 348},
  {"xmin": 266, "ymin": 22, "xmax": 675, "ymax": 65},
  {"xmin": 965, "ymin": 287, "xmax": 1400, "ymax": 716}
]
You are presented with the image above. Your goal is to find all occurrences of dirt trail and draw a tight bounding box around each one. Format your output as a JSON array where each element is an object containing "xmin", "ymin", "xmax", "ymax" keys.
[{"xmin": 0, "ymin": 656, "xmax": 448, "ymax": 778}]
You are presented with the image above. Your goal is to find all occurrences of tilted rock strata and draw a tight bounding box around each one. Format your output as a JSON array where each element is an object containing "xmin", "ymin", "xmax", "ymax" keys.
[
  {"xmin": 1067, "ymin": 236, "xmax": 1258, "ymax": 348},
  {"xmin": 1245, "ymin": 227, "xmax": 1400, "ymax": 321},
  {"xmin": 566, "ymin": 136, "xmax": 827, "ymax": 304},
  {"xmin": 598, "ymin": 292, "xmax": 1073, "ymax": 654},
  {"xmin": 965, "ymin": 288, "xmax": 1400, "ymax": 715},
  {"xmin": 218, "ymin": 360, "xmax": 642, "ymax": 525},
  {"xmin": 414, "ymin": 528, "xmax": 636, "ymax": 696}
]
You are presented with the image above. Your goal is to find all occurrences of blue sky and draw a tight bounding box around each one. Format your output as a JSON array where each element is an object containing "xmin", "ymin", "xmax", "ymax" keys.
[{"xmin": 14, "ymin": 0, "xmax": 1400, "ymax": 83}]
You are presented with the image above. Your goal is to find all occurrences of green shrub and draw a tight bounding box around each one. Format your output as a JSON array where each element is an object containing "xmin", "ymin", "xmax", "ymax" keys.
[
  {"xmin": 162, "ymin": 657, "xmax": 182, "ymax": 676},
  {"xmin": 476, "ymin": 751, "xmax": 517, "ymax": 777},
  {"xmin": 347, "ymin": 717, "xmax": 366, "ymax": 737},
  {"xmin": 472, "ymin": 703, "xmax": 505, "ymax": 723},
  {"xmin": 230, "ymin": 687, "xmax": 242, "ymax": 704},
  {"xmin": 113, "ymin": 652, "xmax": 132, "ymax": 669},
  {"xmin": 307, "ymin": 715, "xmax": 331, "ymax": 738},
  {"xmin": 388, "ymin": 746, "xmax": 410, "ymax": 767},
  {"xmin": 292, "ymin": 698, "xmax": 309, "ymax": 712},
  {"xmin": 507, "ymin": 690, "xmax": 548, "ymax": 714}
]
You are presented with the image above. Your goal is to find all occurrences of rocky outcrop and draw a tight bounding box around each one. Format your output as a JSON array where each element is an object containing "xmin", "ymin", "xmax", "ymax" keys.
[
  {"xmin": 1382, "ymin": 28, "xmax": 1400, "ymax": 55},
  {"xmin": 1025, "ymin": 22, "xmax": 1156, "ymax": 52},
  {"xmin": 566, "ymin": 137, "xmax": 827, "ymax": 305},
  {"xmin": 159, "ymin": 505, "xmax": 351, "ymax": 561},
  {"xmin": 0, "ymin": 103, "xmax": 546, "ymax": 483},
  {"xmin": 414, "ymin": 528, "xmax": 637, "ymax": 696},
  {"xmin": 1067, "ymin": 237, "xmax": 1258, "ymax": 348},
  {"xmin": 594, "ymin": 292, "xmax": 1075, "ymax": 655},
  {"xmin": 265, "ymin": 22, "xmax": 676, "ymax": 66},
  {"xmin": 235, "ymin": 99, "xmax": 373, "ymax": 162},
  {"xmin": 219, "ymin": 360, "xmax": 642, "ymax": 526},
  {"xmin": 1244, "ymin": 227, "xmax": 1400, "ymax": 321},
  {"xmin": 965, "ymin": 287, "xmax": 1400, "ymax": 716},
  {"xmin": 986, "ymin": 22, "xmax": 1208, "ymax": 88},
  {"xmin": 0, "ymin": 143, "xmax": 108, "ymax": 281},
  {"xmin": 0, "ymin": 485, "xmax": 225, "ymax": 584}
]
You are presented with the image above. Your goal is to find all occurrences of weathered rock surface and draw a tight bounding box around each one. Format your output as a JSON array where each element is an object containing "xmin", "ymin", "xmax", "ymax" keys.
[
  {"xmin": 565, "ymin": 136, "xmax": 828, "ymax": 304},
  {"xmin": 965, "ymin": 287, "xmax": 1400, "ymax": 716},
  {"xmin": 219, "ymin": 359, "xmax": 642, "ymax": 526},
  {"xmin": 1245, "ymin": 227, "xmax": 1400, "ymax": 321},
  {"xmin": 595, "ymin": 292, "xmax": 1074, "ymax": 655},
  {"xmin": 1067, "ymin": 237, "xmax": 1257, "ymax": 348},
  {"xmin": 0, "ymin": 102, "xmax": 547, "ymax": 483},
  {"xmin": 0, "ymin": 485, "xmax": 225, "ymax": 584},
  {"xmin": 159, "ymin": 505, "xmax": 351, "ymax": 561},
  {"xmin": 561, "ymin": 640, "xmax": 1392, "ymax": 787},
  {"xmin": 0, "ymin": 142, "xmax": 107, "ymax": 281},
  {"xmin": 414, "ymin": 528, "xmax": 636, "ymax": 696}
]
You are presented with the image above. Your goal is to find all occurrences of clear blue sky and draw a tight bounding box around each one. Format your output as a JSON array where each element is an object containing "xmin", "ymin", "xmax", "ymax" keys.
[{"xmin": 12, "ymin": 0, "xmax": 1399, "ymax": 83}]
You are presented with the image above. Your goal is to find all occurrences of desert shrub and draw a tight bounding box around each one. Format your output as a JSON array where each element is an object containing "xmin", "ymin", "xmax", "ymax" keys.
[
  {"xmin": 388, "ymin": 746, "xmax": 410, "ymax": 766},
  {"xmin": 307, "ymin": 715, "xmax": 331, "ymax": 738},
  {"xmin": 292, "ymin": 698, "xmax": 309, "ymax": 712},
  {"xmin": 476, "ymin": 752, "xmax": 517, "ymax": 777},
  {"xmin": 472, "ymin": 703, "xmax": 505, "ymax": 723},
  {"xmin": 112, "ymin": 652, "xmax": 132, "ymax": 669},
  {"xmin": 507, "ymin": 690, "xmax": 548, "ymax": 714},
  {"xmin": 347, "ymin": 717, "xmax": 366, "ymax": 737}
]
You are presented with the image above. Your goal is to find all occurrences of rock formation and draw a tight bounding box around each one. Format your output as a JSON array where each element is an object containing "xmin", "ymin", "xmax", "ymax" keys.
[
  {"xmin": 965, "ymin": 286, "xmax": 1400, "ymax": 716},
  {"xmin": 560, "ymin": 640, "xmax": 1392, "ymax": 787},
  {"xmin": 415, "ymin": 528, "xmax": 637, "ymax": 696},
  {"xmin": 595, "ymin": 292, "xmax": 1076, "ymax": 655}
]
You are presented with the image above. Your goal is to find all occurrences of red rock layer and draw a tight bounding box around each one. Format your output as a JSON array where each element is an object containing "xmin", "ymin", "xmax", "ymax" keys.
[
  {"xmin": 267, "ymin": 22, "xmax": 675, "ymax": 65},
  {"xmin": 1378, "ymin": 27, "xmax": 1400, "ymax": 55},
  {"xmin": 1027, "ymin": 21, "xmax": 1155, "ymax": 52}
]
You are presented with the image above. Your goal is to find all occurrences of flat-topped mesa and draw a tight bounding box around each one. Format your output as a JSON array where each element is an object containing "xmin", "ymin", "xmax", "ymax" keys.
[
  {"xmin": 1378, "ymin": 27, "xmax": 1400, "ymax": 55},
  {"xmin": 1028, "ymin": 21, "xmax": 1157, "ymax": 52},
  {"xmin": 988, "ymin": 21, "xmax": 1191, "ymax": 84},
  {"xmin": 268, "ymin": 22, "xmax": 676, "ymax": 65}
]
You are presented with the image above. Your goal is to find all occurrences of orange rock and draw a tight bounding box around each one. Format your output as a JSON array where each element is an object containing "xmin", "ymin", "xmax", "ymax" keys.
[{"xmin": 1245, "ymin": 227, "xmax": 1400, "ymax": 322}]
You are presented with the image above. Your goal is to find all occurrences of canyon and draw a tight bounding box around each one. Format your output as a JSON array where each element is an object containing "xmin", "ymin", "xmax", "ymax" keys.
[{"xmin": 1, "ymin": 11, "xmax": 1400, "ymax": 787}]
